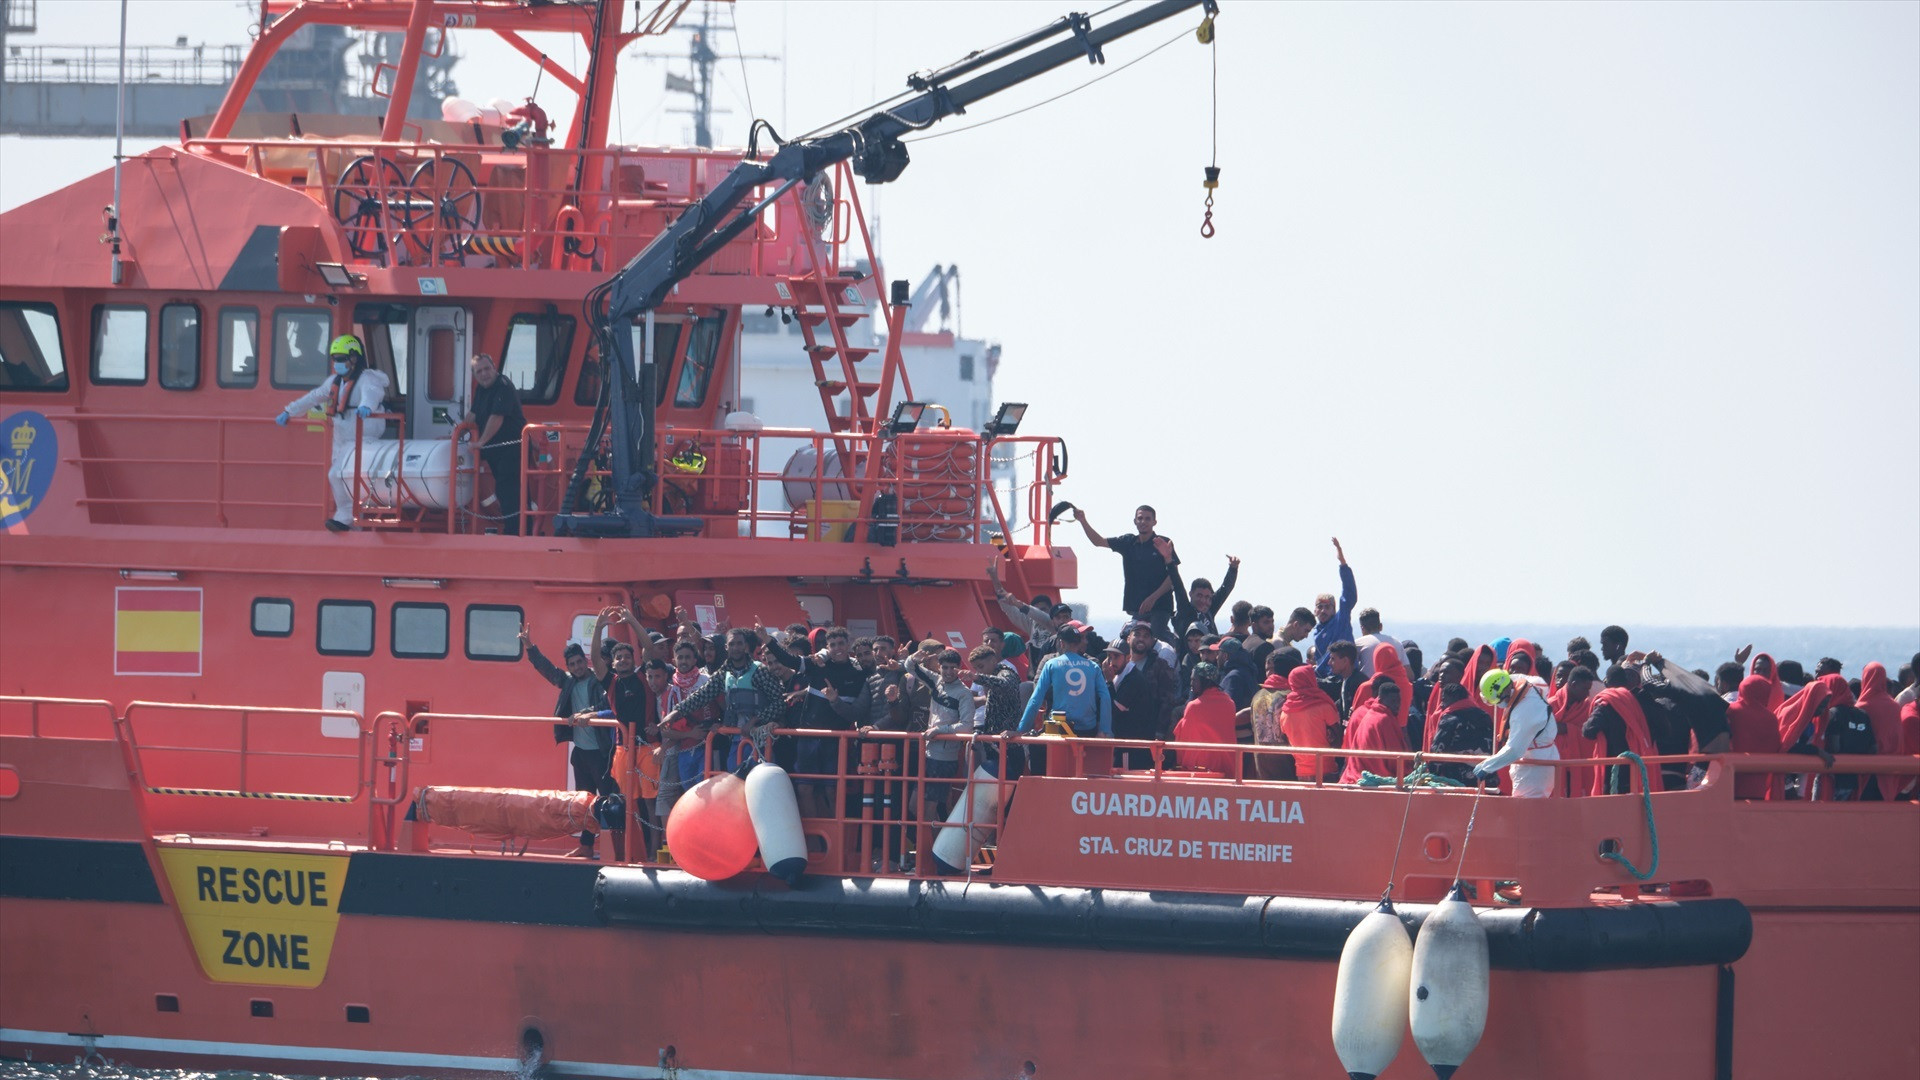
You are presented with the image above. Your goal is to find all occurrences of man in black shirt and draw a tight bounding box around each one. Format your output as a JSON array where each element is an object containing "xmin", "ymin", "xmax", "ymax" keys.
[
  {"xmin": 469, "ymin": 353, "xmax": 527, "ymax": 535},
  {"xmin": 1073, "ymin": 504, "xmax": 1178, "ymax": 641}
]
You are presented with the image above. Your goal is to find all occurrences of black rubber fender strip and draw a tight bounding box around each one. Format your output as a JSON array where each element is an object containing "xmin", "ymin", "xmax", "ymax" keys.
[{"xmin": 594, "ymin": 869, "xmax": 1752, "ymax": 972}]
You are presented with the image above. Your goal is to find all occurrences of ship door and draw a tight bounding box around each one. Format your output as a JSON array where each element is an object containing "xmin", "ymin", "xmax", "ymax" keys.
[{"xmin": 409, "ymin": 305, "xmax": 470, "ymax": 440}]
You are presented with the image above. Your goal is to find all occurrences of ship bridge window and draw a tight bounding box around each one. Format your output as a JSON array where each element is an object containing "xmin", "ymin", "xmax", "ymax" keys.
[
  {"xmin": 251, "ymin": 597, "xmax": 294, "ymax": 638},
  {"xmin": 272, "ymin": 307, "xmax": 333, "ymax": 390},
  {"xmin": 465, "ymin": 604, "xmax": 524, "ymax": 661},
  {"xmin": 317, "ymin": 599, "xmax": 375, "ymax": 657},
  {"xmin": 216, "ymin": 306, "xmax": 259, "ymax": 389},
  {"xmin": 572, "ymin": 319, "xmax": 682, "ymax": 408},
  {"xmin": 90, "ymin": 304, "xmax": 149, "ymax": 385},
  {"xmin": 674, "ymin": 314, "xmax": 726, "ymax": 408},
  {"xmin": 391, "ymin": 602, "xmax": 449, "ymax": 659},
  {"xmin": 352, "ymin": 303, "xmax": 412, "ymax": 396},
  {"xmin": 0, "ymin": 301, "xmax": 68, "ymax": 392},
  {"xmin": 500, "ymin": 312, "xmax": 574, "ymax": 405},
  {"xmin": 159, "ymin": 303, "xmax": 201, "ymax": 391}
]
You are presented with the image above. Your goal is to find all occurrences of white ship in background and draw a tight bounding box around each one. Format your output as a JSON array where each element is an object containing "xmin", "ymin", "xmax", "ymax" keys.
[{"xmin": 739, "ymin": 262, "xmax": 1019, "ymax": 537}]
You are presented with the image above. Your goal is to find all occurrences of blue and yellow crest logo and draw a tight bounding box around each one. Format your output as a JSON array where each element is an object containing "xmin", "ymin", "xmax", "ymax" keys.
[{"xmin": 0, "ymin": 411, "xmax": 55, "ymax": 528}]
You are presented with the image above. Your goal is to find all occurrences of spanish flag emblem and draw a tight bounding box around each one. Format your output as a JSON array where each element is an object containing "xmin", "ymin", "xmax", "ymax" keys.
[{"xmin": 116, "ymin": 587, "xmax": 203, "ymax": 676}]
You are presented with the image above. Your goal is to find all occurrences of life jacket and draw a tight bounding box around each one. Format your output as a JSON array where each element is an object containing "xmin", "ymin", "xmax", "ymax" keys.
[
  {"xmin": 327, "ymin": 367, "xmax": 363, "ymax": 418},
  {"xmin": 723, "ymin": 664, "xmax": 765, "ymax": 728}
]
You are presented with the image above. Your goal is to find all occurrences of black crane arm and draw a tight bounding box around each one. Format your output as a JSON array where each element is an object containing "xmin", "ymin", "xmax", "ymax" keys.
[{"xmin": 557, "ymin": 0, "xmax": 1207, "ymax": 537}]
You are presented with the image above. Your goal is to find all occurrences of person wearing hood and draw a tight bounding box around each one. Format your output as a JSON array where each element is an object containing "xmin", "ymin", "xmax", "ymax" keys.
[
  {"xmin": 1216, "ymin": 635, "xmax": 1262, "ymax": 712},
  {"xmin": 1747, "ymin": 653, "xmax": 1786, "ymax": 711},
  {"xmin": 1279, "ymin": 664, "xmax": 1341, "ymax": 782},
  {"xmin": 1551, "ymin": 666, "xmax": 1601, "ymax": 797},
  {"xmin": 1249, "ymin": 648, "xmax": 1302, "ymax": 781},
  {"xmin": 1726, "ymin": 674, "xmax": 1784, "ymax": 800},
  {"xmin": 1349, "ymin": 641, "xmax": 1414, "ymax": 745},
  {"xmin": 272, "ymin": 333, "xmax": 392, "ymax": 532},
  {"xmin": 1582, "ymin": 665, "xmax": 1660, "ymax": 796},
  {"xmin": 1794, "ymin": 675, "xmax": 1875, "ymax": 801},
  {"xmin": 1426, "ymin": 682, "xmax": 1494, "ymax": 785},
  {"xmin": 1340, "ymin": 677, "xmax": 1412, "ymax": 785},
  {"xmin": 1309, "ymin": 537, "xmax": 1359, "ymax": 678},
  {"xmin": 1173, "ymin": 663, "xmax": 1240, "ymax": 775},
  {"xmin": 1856, "ymin": 662, "xmax": 1906, "ymax": 802},
  {"xmin": 1471, "ymin": 668, "xmax": 1560, "ymax": 797}
]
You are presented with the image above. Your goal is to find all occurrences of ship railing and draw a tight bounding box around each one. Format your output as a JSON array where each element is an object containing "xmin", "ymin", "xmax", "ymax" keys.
[
  {"xmin": 6, "ymin": 42, "xmax": 245, "ymax": 85},
  {"xmin": 0, "ymin": 695, "xmax": 119, "ymax": 740},
  {"xmin": 117, "ymin": 701, "xmax": 372, "ymax": 808},
  {"xmin": 519, "ymin": 421, "xmax": 1065, "ymax": 547},
  {"xmin": 55, "ymin": 412, "xmax": 325, "ymax": 526},
  {"xmin": 369, "ymin": 710, "xmax": 626, "ymax": 851},
  {"xmin": 178, "ymin": 138, "xmax": 817, "ymax": 275}
]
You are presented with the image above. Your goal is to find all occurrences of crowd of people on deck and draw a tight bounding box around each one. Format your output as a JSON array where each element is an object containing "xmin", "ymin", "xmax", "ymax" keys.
[{"xmin": 512, "ymin": 501, "xmax": 1920, "ymax": 861}]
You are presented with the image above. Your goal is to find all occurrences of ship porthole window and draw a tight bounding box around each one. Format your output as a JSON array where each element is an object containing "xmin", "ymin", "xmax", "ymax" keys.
[
  {"xmin": 90, "ymin": 303, "xmax": 149, "ymax": 386},
  {"xmin": 317, "ymin": 599, "xmax": 376, "ymax": 657},
  {"xmin": 159, "ymin": 303, "xmax": 202, "ymax": 391},
  {"xmin": 392, "ymin": 602, "xmax": 449, "ymax": 660},
  {"xmin": 251, "ymin": 597, "xmax": 294, "ymax": 638},
  {"xmin": 466, "ymin": 604, "xmax": 524, "ymax": 661}
]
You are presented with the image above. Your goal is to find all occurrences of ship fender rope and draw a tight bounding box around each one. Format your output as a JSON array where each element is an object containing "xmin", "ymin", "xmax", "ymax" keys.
[{"xmin": 1599, "ymin": 750, "xmax": 1660, "ymax": 881}]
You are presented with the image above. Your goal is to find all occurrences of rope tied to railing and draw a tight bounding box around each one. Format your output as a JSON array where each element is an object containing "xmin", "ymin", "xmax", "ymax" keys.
[{"xmin": 1600, "ymin": 750, "xmax": 1660, "ymax": 881}]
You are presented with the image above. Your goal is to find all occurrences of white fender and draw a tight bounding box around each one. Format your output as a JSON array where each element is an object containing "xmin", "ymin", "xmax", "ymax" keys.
[
  {"xmin": 931, "ymin": 765, "xmax": 1000, "ymax": 874},
  {"xmin": 1409, "ymin": 884, "xmax": 1490, "ymax": 1079},
  {"xmin": 1332, "ymin": 900, "xmax": 1413, "ymax": 1080},
  {"xmin": 743, "ymin": 763, "xmax": 808, "ymax": 885}
]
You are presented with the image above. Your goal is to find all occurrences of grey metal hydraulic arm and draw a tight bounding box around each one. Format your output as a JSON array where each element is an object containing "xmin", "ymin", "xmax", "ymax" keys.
[{"xmin": 557, "ymin": 0, "xmax": 1209, "ymax": 537}]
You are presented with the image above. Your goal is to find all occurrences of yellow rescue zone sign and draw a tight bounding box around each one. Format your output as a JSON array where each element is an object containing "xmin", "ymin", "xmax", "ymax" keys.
[{"xmin": 157, "ymin": 848, "xmax": 348, "ymax": 988}]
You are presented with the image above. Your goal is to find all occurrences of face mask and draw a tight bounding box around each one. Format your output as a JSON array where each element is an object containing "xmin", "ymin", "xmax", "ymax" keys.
[{"xmin": 332, "ymin": 360, "xmax": 350, "ymax": 375}]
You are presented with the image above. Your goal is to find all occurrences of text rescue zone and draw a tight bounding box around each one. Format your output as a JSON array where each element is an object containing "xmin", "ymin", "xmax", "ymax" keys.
[{"xmin": 193, "ymin": 864, "xmax": 329, "ymax": 971}]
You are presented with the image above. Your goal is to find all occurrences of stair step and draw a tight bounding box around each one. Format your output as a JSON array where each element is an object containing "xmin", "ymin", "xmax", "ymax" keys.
[
  {"xmin": 814, "ymin": 381, "xmax": 882, "ymax": 396},
  {"xmin": 806, "ymin": 345, "xmax": 875, "ymax": 362},
  {"xmin": 796, "ymin": 310, "xmax": 867, "ymax": 329}
]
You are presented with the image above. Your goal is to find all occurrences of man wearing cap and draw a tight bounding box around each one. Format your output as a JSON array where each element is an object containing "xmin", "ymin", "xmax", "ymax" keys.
[
  {"xmin": 1072, "ymin": 505, "xmax": 1179, "ymax": 642},
  {"xmin": 272, "ymin": 333, "xmax": 391, "ymax": 532},
  {"xmin": 468, "ymin": 352, "xmax": 527, "ymax": 536},
  {"xmin": 1017, "ymin": 624, "xmax": 1112, "ymax": 738},
  {"xmin": 518, "ymin": 623, "xmax": 613, "ymax": 857}
]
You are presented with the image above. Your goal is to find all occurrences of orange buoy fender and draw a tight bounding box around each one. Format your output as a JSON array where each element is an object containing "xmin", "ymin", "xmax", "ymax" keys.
[
  {"xmin": 664, "ymin": 772, "xmax": 757, "ymax": 881},
  {"xmin": 744, "ymin": 763, "xmax": 807, "ymax": 885}
]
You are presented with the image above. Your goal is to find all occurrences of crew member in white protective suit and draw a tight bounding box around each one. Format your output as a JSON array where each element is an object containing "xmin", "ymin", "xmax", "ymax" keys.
[
  {"xmin": 1471, "ymin": 667, "xmax": 1561, "ymax": 797},
  {"xmin": 273, "ymin": 334, "xmax": 390, "ymax": 532}
]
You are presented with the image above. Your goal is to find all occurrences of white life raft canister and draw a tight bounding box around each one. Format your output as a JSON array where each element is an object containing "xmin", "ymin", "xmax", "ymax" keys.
[
  {"xmin": 743, "ymin": 762, "xmax": 808, "ymax": 885},
  {"xmin": 1332, "ymin": 898, "xmax": 1414, "ymax": 1080},
  {"xmin": 931, "ymin": 765, "xmax": 1000, "ymax": 874},
  {"xmin": 1409, "ymin": 882, "xmax": 1490, "ymax": 1079}
]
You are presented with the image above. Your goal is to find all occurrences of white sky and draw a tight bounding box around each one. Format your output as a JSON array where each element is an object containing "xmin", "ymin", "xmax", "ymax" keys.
[{"xmin": 4, "ymin": 0, "xmax": 1917, "ymax": 629}]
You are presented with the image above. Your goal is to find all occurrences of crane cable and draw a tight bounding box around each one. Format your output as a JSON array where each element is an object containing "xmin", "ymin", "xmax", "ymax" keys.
[{"xmin": 1198, "ymin": 1, "xmax": 1220, "ymax": 238}]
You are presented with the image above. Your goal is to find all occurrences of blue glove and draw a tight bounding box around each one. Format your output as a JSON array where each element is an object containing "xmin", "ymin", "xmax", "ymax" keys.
[
  {"xmin": 355, "ymin": 405, "xmax": 372, "ymax": 419},
  {"xmin": 273, "ymin": 412, "xmax": 289, "ymax": 427}
]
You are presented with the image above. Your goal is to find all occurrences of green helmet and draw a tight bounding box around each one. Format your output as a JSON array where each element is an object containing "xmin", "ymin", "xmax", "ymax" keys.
[
  {"xmin": 1478, "ymin": 668, "xmax": 1513, "ymax": 707},
  {"xmin": 328, "ymin": 334, "xmax": 364, "ymax": 362}
]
